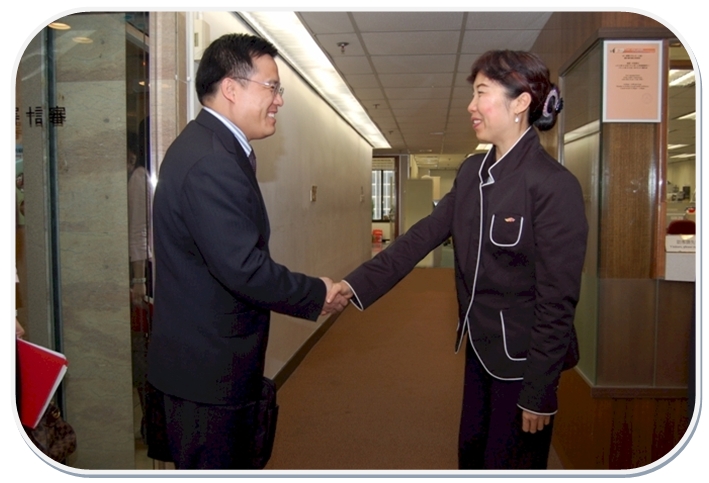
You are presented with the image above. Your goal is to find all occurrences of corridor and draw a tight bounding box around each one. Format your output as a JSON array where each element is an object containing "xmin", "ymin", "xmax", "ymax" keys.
[{"xmin": 264, "ymin": 267, "xmax": 562, "ymax": 470}]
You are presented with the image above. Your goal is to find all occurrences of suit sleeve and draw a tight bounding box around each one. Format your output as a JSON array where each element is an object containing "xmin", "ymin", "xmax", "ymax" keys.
[
  {"xmin": 345, "ymin": 179, "xmax": 455, "ymax": 310},
  {"xmin": 517, "ymin": 169, "xmax": 588, "ymax": 414},
  {"xmin": 181, "ymin": 153, "xmax": 325, "ymax": 321}
]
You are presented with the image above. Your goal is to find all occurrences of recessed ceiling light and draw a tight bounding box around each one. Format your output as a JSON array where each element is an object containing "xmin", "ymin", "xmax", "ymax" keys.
[
  {"xmin": 475, "ymin": 143, "xmax": 492, "ymax": 151},
  {"xmin": 49, "ymin": 22, "xmax": 71, "ymax": 30},
  {"xmin": 72, "ymin": 36, "xmax": 93, "ymax": 44},
  {"xmin": 677, "ymin": 112, "xmax": 696, "ymax": 121},
  {"xmin": 670, "ymin": 153, "xmax": 695, "ymax": 159},
  {"xmin": 668, "ymin": 144, "xmax": 689, "ymax": 150},
  {"xmin": 238, "ymin": 12, "xmax": 389, "ymax": 149}
]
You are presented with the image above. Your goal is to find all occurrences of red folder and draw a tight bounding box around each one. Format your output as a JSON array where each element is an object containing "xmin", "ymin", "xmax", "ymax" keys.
[{"xmin": 16, "ymin": 339, "xmax": 69, "ymax": 429}]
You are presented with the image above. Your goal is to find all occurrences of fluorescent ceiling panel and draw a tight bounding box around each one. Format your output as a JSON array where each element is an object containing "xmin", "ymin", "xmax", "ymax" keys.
[{"xmin": 239, "ymin": 11, "xmax": 389, "ymax": 149}]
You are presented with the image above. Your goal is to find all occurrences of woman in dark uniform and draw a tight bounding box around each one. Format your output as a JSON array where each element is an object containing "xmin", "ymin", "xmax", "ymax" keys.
[{"xmin": 332, "ymin": 50, "xmax": 588, "ymax": 469}]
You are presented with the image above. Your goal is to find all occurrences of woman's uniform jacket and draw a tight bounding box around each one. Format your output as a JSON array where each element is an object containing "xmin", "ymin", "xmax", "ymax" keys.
[{"xmin": 345, "ymin": 128, "xmax": 588, "ymax": 415}]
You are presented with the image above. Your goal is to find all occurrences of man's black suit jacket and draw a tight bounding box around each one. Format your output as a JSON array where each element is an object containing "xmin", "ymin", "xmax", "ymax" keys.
[{"xmin": 147, "ymin": 110, "xmax": 326, "ymax": 405}]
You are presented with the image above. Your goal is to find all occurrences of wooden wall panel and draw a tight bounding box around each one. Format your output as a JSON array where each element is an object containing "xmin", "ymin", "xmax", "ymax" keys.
[
  {"xmin": 608, "ymin": 399, "xmax": 634, "ymax": 469},
  {"xmin": 553, "ymin": 369, "xmax": 613, "ymax": 469},
  {"xmin": 599, "ymin": 124, "xmax": 657, "ymax": 278},
  {"xmin": 537, "ymin": 13, "xmax": 691, "ymax": 472},
  {"xmin": 601, "ymin": 12, "xmax": 666, "ymax": 29},
  {"xmin": 650, "ymin": 400, "xmax": 691, "ymax": 462},
  {"xmin": 655, "ymin": 281, "xmax": 693, "ymax": 386},
  {"xmin": 533, "ymin": 12, "xmax": 603, "ymax": 82},
  {"xmin": 554, "ymin": 368, "xmax": 689, "ymax": 470},
  {"xmin": 532, "ymin": 12, "xmax": 666, "ymax": 83},
  {"xmin": 629, "ymin": 399, "xmax": 655, "ymax": 468},
  {"xmin": 596, "ymin": 279, "xmax": 656, "ymax": 386}
]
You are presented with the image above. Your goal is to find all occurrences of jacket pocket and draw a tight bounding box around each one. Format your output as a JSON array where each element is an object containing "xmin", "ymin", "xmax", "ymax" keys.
[
  {"xmin": 216, "ymin": 310, "xmax": 262, "ymax": 337},
  {"xmin": 499, "ymin": 307, "xmax": 533, "ymax": 361},
  {"xmin": 489, "ymin": 213, "xmax": 524, "ymax": 247}
]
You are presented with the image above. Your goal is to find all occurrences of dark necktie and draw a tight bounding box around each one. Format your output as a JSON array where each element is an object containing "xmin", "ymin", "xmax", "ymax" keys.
[{"xmin": 248, "ymin": 149, "xmax": 257, "ymax": 174}]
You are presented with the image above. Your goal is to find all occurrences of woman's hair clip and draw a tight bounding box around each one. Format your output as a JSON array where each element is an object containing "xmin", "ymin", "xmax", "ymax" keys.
[{"xmin": 543, "ymin": 86, "xmax": 563, "ymax": 117}]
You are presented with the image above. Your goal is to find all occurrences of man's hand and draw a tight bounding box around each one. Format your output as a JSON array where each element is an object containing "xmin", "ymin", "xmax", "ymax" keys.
[
  {"xmin": 319, "ymin": 277, "xmax": 352, "ymax": 315},
  {"xmin": 521, "ymin": 410, "xmax": 551, "ymax": 433},
  {"xmin": 327, "ymin": 281, "xmax": 353, "ymax": 303}
]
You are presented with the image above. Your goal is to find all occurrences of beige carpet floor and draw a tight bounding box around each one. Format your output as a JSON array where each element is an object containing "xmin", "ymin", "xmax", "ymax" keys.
[
  {"xmin": 266, "ymin": 267, "xmax": 564, "ymax": 470},
  {"xmin": 266, "ymin": 267, "xmax": 461, "ymax": 470}
]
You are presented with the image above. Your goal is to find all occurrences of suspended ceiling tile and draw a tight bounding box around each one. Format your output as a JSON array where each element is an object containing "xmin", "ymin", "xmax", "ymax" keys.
[
  {"xmin": 445, "ymin": 122, "xmax": 476, "ymax": 135},
  {"xmin": 384, "ymin": 87, "xmax": 452, "ymax": 100},
  {"xmin": 370, "ymin": 119, "xmax": 399, "ymax": 131},
  {"xmin": 452, "ymin": 85, "xmax": 474, "ymax": 100},
  {"xmin": 386, "ymin": 136, "xmax": 405, "ymax": 145},
  {"xmin": 378, "ymin": 72, "xmax": 455, "ymax": 88},
  {"xmin": 398, "ymin": 116, "xmax": 448, "ymax": 128},
  {"xmin": 332, "ymin": 55, "xmax": 374, "ymax": 74},
  {"xmin": 461, "ymin": 29, "xmax": 542, "ymax": 53},
  {"xmin": 457, "ymin": 54, "xmax": 482, "ymax": 74},
  {"xmin": 297, "ymin": 12, "xmax": 355, "ymax": 34},
  {"xmin": 316, "ymin": 33, "xmax": 366, "ymax": 57},
  {"xmin": 364, "ymin": 108, "xmax": 392, "ymax": 120},
  {"xmin": 389, "ymin": 98, "xmax": 450, "ymax": 110},
  {"xmin": 345, "ymin": 74, "xmax": 380, "ymax": 89},
  {"xmin": 352, "ymin": 11, "xmax": 466, "ymax": 32},
  {"xmin": 362, "ymin": 30, "xmax": 461, "ymax": 56},
  {"xmin": 461, "ymin": 29, "xmax": 503, "ymax": 51},
  {"xmin": 352, "ymin": 87, "xmax": 386, "ymax": 100},
  {"xmin": 371, "ymin": 54, "xmax": 457, "ymax": 74},
  {"xmin": 465, "ymin": 12, "xmax": 552, "ymax": 30}
]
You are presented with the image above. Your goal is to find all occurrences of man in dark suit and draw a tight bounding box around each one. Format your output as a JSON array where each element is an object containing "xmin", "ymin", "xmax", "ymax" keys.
[{"xmin": 147, "ymin": 33, "xmax": 348, "ymax": 469}]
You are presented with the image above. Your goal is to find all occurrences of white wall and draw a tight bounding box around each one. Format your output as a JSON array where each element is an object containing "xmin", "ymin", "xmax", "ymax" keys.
[
  {"xmin": 198, "ymin": 12, "xmax": 372, "ymax": 377},
  {"xmin": 402, "ymin": 178, "xmax": 441, "ymax": 267},
  {"xmin": 429, "ymin": 169, "xmax": 457, "ymax": 199}
]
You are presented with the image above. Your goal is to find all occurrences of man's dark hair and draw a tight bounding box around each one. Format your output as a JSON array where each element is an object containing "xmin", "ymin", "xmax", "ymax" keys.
[{"xmin": 195, "ymin": 33, "xmax": 278, "ymax": 105}]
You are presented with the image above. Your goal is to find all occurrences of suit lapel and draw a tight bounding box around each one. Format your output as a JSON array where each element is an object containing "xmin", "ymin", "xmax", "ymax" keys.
[{"xmin": 195, "ymin": 110, "xmax": 271, "ymax": 240}]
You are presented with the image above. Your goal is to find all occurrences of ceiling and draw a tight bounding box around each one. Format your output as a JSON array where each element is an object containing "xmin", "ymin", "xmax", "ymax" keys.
[
  {"xmin": 296, "ymin": 11, "xmax": 553, "ymax": 168},
  {"xmin": 667, "ymin": 45, "xmax": 696, "ymax": 167},
  {"xmin": 295, "ymin": 11, "xmax": 696, "ymax": 170}
]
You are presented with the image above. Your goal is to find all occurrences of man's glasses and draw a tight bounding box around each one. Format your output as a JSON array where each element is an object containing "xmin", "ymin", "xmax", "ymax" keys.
[{"xmin": 232, "ymin": 77, "xmax": 284, "ymax": 97}]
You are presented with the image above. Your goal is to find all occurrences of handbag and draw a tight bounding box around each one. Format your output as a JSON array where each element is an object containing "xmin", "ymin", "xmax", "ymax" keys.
[
  {"xmin": 248, "ymin": 376, "xmax": 279, "ymax": 469},
  {"xmin": 26, "ymin": 401, "xmax": 77, "ymax": 463}
]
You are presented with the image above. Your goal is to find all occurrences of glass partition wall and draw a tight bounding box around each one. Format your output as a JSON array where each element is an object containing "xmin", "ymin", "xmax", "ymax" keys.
[
  {"xmin": 15, "ymin": 12, "xmax": 152, "ymax": 469},
  {"xmin": 666, "ymin": 44, "xmax": 696, "ymax": 224},
  {"xmin": 559, "ymin": 39, "xmax": 694, "ymax": 390},
  {"xmin": 560, "ymin": 42, "xmax": 602, "ymax": 382}
]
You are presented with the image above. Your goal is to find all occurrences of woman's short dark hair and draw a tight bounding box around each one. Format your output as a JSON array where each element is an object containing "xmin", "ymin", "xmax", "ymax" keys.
[
  {"xmin": 467, "ymin": 50, "xmax": 561, "ymax": 131},
  {"xmin": 196, "ymin": 33, "xmax": 278, "ymax": 105}
]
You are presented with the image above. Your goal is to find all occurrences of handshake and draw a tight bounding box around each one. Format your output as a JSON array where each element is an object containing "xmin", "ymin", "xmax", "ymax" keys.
[{"xmin": 319, "ymin": 277, "xmax": 354, "ymax": 315}]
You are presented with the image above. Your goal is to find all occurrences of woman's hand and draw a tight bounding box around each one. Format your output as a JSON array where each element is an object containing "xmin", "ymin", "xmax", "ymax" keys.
[
  {"xmin": 16, "ymin": 318, "xmax": 25, "ymax": 338},
  {"xmin": 130, "ymin": 282, "xmax": 147, "ymax": 307},
  {"xmin": 521, "ymin": 410, "xmax": 550, "ymax": 433}
]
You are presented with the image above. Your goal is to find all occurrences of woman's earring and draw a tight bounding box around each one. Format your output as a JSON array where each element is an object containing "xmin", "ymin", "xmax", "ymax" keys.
[{"xmin": 514, "ymin": 115, "xmax": 520, "ymax": 123}]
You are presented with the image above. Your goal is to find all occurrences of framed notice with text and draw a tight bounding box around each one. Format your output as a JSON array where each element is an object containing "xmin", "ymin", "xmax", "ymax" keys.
[{"xmin": 603, "ymin": 40, "xmax": 663, "ymax": 122}]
